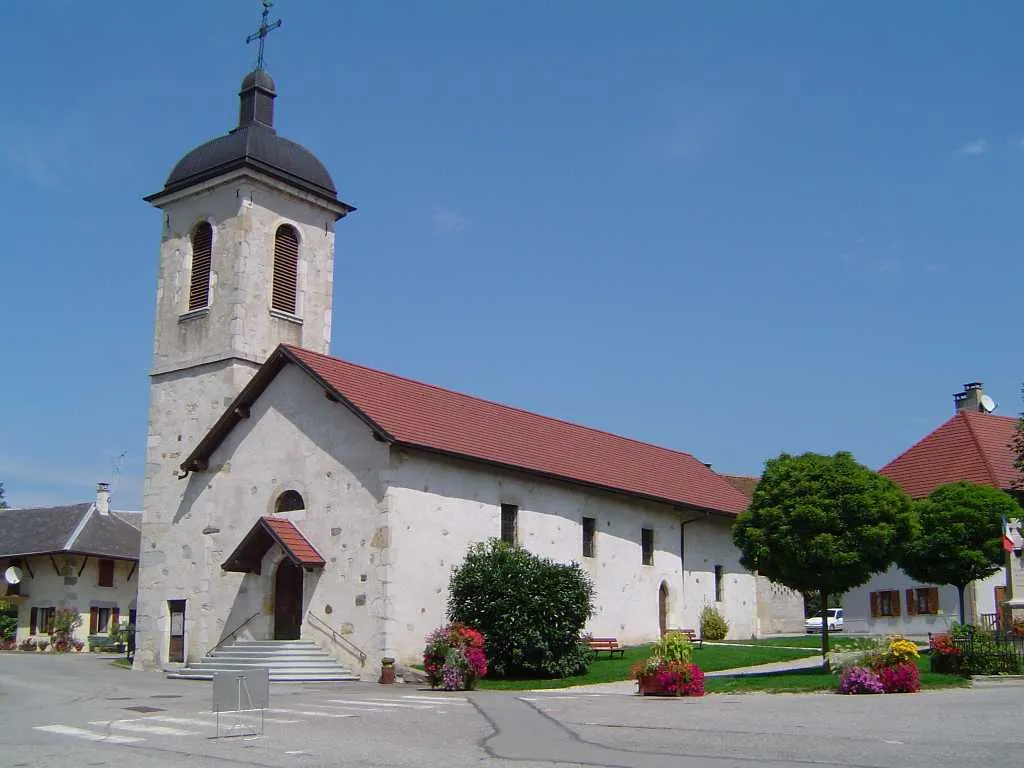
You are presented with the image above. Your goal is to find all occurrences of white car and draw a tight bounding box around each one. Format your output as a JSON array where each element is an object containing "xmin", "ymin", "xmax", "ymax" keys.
[{"xmin": 805, "ymin": 608, "xmax": 843, "ymax": 633}]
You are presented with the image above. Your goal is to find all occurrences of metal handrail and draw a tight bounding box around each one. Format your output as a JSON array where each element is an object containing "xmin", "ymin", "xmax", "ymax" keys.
[
  {"xmin": 306, "ymin": 611, "xmax": 368, "ymax": 666},
  {"xmin": 209, "ymin": 610, "xmax": 261, "ymax": 655}
]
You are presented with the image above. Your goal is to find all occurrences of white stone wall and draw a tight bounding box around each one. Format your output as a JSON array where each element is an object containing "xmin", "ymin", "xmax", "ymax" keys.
[
  {"xmin": 385, "ymin": 450, "xmax": 759, "ymax": 665},
  {"xmin": 2, "ymin": 555, "xmax": 137, "ymax": 646},
  {"xmin": 150, "ymin": 175, "xmax": 337, "ymax": 373},
  {"xmin": 135, "ymin": 364, "xmax": 389, "ymax": 673},
  {"xmin": 755, "ymin": 576, "xmax": 805, "ymax": 635},
  {"xmin": 844, "ymin": 564, "xmax": 1006, "ymax": 636}
]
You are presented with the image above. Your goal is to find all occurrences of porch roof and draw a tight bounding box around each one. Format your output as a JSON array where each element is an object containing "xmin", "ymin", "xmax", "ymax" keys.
[{"xmin": 222, "ymin": 516, "xmax": 326, "ymax": 574}]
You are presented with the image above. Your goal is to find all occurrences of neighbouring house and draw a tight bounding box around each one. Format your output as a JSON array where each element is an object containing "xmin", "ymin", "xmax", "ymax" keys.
[
  {"xmin": 0, "ymin": 483, "xmax": 141, "ymax": 648},
  {"xmin": 844, "ymin": 383, "xmax": 1023, "ymax": 636},
  {"xmin": 134, "ymin": 59, "xmax": 799, "ymax": 679},
  {"xmin": 720, "ymin": 474, "xmax": 805, "ymax": 635}
]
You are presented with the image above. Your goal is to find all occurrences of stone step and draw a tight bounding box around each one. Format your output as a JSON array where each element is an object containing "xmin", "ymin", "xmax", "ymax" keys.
[{"xmin": 167, "ymin": 637, "xmax": 359, "ymax": 683}]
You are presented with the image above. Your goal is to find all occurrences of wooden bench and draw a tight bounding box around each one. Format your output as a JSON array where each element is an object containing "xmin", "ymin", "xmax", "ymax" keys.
[
  {"xmin": 664, "ymin": 628, "xmax": 703, "ymax": 649},
  {"xmin": 586, "ymin": 637, "xmax": 625, "ymax": 658}
]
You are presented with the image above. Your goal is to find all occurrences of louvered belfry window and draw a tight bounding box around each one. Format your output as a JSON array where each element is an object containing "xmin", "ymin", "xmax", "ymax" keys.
[
  {"xmin": 272, "ymin": 224, "xmax": 299, "ymax": 314},
  {"xmin": 188, "ymin": 222, "xmax": 213, "ymax": 311}
]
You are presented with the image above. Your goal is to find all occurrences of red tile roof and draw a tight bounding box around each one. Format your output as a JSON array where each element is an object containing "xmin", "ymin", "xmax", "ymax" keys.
[
  {"xmin": 222, "ymin": 516, "xmax": 325, "ymax": 572},
  {"xmin": 262, "ymin": 517, "xmax": 325, "ymax": 567},
  {"xmin": 203, "ymin": 345, "xmax": 747, "ymax": 515},
  {"xmin": 880, "ymin": 411, "xmax": 1021, "ymax": 499},
  {"xmin": 720, "ymin": 474, "xmax": 759, "ymax": 501}
]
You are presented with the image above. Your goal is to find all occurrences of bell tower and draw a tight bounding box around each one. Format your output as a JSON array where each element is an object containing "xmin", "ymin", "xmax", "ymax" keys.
[{"xmin": 135, "ymin": 7, "xmax": 353, "ymax": 667}]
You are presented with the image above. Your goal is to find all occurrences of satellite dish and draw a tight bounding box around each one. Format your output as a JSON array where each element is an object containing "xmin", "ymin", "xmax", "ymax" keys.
[
  {"xmin": 4, "ymin": 566, "xmax": 23, "ymax": 585},
  {"xmin": 980, "ymin": 394, "xmax": 997, "ymax": 413}
]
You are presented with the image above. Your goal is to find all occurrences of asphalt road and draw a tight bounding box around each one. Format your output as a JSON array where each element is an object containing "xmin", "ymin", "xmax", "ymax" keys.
[{"xmin": 2, "ymin": 652, "xmax": 1021, "ymax": 768}]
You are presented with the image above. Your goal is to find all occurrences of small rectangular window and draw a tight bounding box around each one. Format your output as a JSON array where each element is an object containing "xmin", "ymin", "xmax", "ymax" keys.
[
  {"xmin": 582, "ymin": 517, "xmax": 596, "ymax": 558},
  {"xmin": 31, "ymin": 607, "xmax": 55, "ymax": 635},
  {"xmin": 916, "ymin": 587, "xmax": 939, "ymax": 615},
  {"xmin": 98, "ymin": 559, "xmax": 114, "ymax": 588},
  {"xmin": 714, "ymin": 565, "xmax": 725, "ymax": 602},
  {"xmin": 500, "ymin": 504, "xmax": 518, "ymax": 546},
  {"xmin": 873, "ymin": 589, "xmax": 901, "ymax": 617},
  {"xmin": 90, "ymin": 607, "xmax": 112, "ymax": 634},
  {"xmin": 641, "ymin": 528, "xmax": 654, "ymax": 566}
]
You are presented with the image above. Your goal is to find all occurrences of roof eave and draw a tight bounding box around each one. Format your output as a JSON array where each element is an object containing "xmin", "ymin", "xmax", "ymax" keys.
[{"xmin": 181, "ymin": 344, "xmax": 395, "ymax": 475}]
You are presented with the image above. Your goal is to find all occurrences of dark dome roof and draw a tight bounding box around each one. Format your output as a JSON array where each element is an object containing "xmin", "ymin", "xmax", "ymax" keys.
[
  {"xmin": 241, "ymin": 68, "xmax": 276, "ymax": 92},
  {"xmin": 164, "ymin": 124, "xmax": 337, "ymax": 198},
  {"xmin": 150, "ymin": 69, "xmax": 343, "ymax": 206}
]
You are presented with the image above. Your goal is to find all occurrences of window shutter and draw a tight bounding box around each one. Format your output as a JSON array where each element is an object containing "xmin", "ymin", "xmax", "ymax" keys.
[
  {"xmin": 906, "ymin": 589, "xmax": 917, "ymax": 616},
  {"xmin": 271, "ymin": 225, "xmax": 299, "ymax": 314},
  {"xmin": 870, "ymin": 592, "xmax": 879, "ymax": 618},
  {"xmin": 928, "ymin": 587, "xmax": 939, "ymax": 614},
  {"xmin": 892, "ymin": 590, "xmax": 901, "ymax": 616},
  {"xmin": 89, "ymin": 607, "xmax": 98, "ymax": 634},
  {"xmin": 188, "ymin": 222, "xmax": 213, "ymax": 311},
  {"xmin": 30, "ymin": 607, "xmax": 37, "ymax": 635}
]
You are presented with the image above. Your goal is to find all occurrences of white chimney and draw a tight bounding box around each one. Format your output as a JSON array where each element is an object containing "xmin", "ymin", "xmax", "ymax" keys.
[
  {"xmin": 96, "ymin": 482, "xmax": 110, "ymax": 515},
  {"xmin": 953, "ymin": 382, "xmax": 985, "ymax": 413}
]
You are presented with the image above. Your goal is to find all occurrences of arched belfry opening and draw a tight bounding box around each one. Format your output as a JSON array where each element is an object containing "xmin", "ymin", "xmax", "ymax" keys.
[{"xmin": 275, "ymin": 490, "xmax": 305, "ymax": 513}]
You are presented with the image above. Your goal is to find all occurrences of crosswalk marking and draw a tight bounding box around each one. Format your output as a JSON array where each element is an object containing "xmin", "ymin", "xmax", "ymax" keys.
[
  {"xmin": 34, "ymin": 725, "xmax": 143, "ymax": 744},
  {"xmin": 267, "ymin": 707, "xmax": 358, "ymax": 719},
  {"xmin": 402, "ymin": 694, "xmax": 469, "ymax": 703},
  {"xmin": 89, "ymin": 720, "xmax": 198, "ymax": 736},
  {"xmin": 326, "ymin": 698, "xmax": 434, "ymax": 709}
]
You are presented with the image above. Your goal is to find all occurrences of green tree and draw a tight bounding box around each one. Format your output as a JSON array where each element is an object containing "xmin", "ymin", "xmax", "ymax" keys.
[
  {"xmin": 1012, "ymin": 384, "xmax": 1024, "ymax": 489},
  {"xmin": 0, "ymin": 482, "xmax": 7, "ymax": 509},
  {"xmin": 732, "ymin": 452, "xmax": 913, "ymax": 655},
  {"xmin": 898, "ymin": 482, "xmax": 1019, "ymax": 625},
  {"xmin": 447, "ymin": 539, "xmax": 595, "ymax": 678}
]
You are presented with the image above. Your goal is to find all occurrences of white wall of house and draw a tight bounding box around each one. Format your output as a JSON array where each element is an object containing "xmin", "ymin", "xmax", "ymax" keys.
[
  {"xmin": 844, "ymin": 564, "xmax": 1007, "ymax": 636},
  {"xmin": 2, "ymin": 555, "xmax": 137, "ymax": 647},
  {"xmin": 386, "ymin": 448, "xmax": 759, "ymax": 666}
]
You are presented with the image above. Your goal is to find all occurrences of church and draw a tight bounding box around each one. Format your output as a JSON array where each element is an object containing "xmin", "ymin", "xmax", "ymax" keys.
[{"xmin": 134, "ymin": 30, "xmax": 802, "ymax": 679}]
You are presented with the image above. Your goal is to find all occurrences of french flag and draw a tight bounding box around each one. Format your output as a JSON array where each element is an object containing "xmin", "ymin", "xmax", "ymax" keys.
[{"xmin": 1002, "ymin": 515, "xmax": 1016, "ymax": 553}]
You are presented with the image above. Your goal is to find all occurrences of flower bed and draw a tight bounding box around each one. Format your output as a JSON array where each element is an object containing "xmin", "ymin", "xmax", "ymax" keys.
[
  {"xmin": 633, "ymin": 630, "xmax": 704, "ymax": 697},
  {"xmin": 423, "ymin": 623, "xmax": 488, "ymax": 691},
  {"xmin": 837, "ymin": 635, "xmax": 921, "ymax": 694}
]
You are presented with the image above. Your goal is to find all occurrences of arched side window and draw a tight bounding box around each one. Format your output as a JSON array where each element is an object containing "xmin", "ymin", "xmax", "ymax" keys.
[
  {"xmin": 188, "ymin": 222, "xmax": 213, "ymax": 311},
  {"xmin": 275, "ymin": 490, "xmax": 305, "ymax": 513},
  {"xmin": 272, "ymin": 224, "xmax": 300, "ymax": 314}
]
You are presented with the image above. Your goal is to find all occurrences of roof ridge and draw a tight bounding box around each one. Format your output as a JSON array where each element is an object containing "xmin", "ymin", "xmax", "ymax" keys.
[
  {"xmin": 285, "ymin": 345, "xmax": 712, "ymax": 467},
  {"xmin": 961, "ymin": 411, "xmax": 1003, "ymax": 487}
]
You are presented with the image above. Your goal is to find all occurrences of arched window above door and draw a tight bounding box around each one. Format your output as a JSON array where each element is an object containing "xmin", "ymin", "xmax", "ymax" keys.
[{"xmin": 275, "ymin": 490, "xmax": 305, "ymax": 513}]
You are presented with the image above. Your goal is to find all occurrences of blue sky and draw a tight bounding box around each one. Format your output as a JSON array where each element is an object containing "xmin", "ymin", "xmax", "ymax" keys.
[{"xmin": 2, "ymin": 1, "xmax": 1023, "ymax": 509}]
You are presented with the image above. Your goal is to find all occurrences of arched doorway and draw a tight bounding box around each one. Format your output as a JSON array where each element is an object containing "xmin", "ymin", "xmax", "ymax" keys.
[
  {"xmin": 274, "ymin": 559, "xmax": 302, "ymax": 640},
  {"xmin": 658, "ymin": 581, "xmax": 669, "ymax": 636}
]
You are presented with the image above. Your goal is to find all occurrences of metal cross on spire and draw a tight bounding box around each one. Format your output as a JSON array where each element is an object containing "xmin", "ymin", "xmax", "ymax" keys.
[{"xmin": 246, "ymin": 0, "xmax": 283, "ymax": 72}]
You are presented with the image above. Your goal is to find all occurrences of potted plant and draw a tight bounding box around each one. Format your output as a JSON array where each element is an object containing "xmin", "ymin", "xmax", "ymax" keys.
[
  {"xmin": 633, "ymin": 631, "xmax": 704, "ymax": 696},
  {"xmin": 51, "ymin": 608, "xmax": 82, "ymax": 653}
]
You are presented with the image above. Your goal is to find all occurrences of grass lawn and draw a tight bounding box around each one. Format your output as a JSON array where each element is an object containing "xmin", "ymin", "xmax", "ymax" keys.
[
  {"xmin": 475, "ymin": 643, "xmax": 819, "ymax": 691},
  {"xmin": 705, "ymin": 655, "xmax": 969, "ymax": 694},
  {"xmin": 110, "ymin": 658, "xmax": 132, "ymax": 669}
]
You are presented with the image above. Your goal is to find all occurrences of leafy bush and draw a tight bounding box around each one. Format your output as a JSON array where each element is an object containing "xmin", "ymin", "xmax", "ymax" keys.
[
  {"xmin": 652, "ymin": 631, "xmax": 694, "ymax": 666},
  {"xmin": 838, "ymin": 666, "xmax": 883, "ymax": 694},
  {"xmin": 447, "ymin": 540, "xmax": 595, "ymax": 678},
  {"xmin": 654, "ymin": 662, "xmax": 704, "ymax": 696},
  {"xmin": 882, "ymin": 636, "xmax": 919, "ymax": 667},
  {"xmin": 950, "ymin": 624, "xmax": 1023, "ymax": 675},
  {"xmin": 877, "ymin": 662, "xmax": 921, "ymax": 693},
  {"xmin": 424, "ymin": 624, "xmax": 488, "ymax": 690},
  {"xmin": 0, "ymin": 614, "xmax": 16, "ymax": 643},
  {"xmin": 928, "ymin": 633, "xmax": 963, "ymax": 674},
  {"xmin": 699, "ymin": 605, "xmax": 729, "ymax": 641}
]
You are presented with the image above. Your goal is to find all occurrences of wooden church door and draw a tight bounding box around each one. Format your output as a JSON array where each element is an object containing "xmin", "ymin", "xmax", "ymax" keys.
[{"xmin": 274, "ymin": 560, "xmax": 303, "ymax": 640}]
